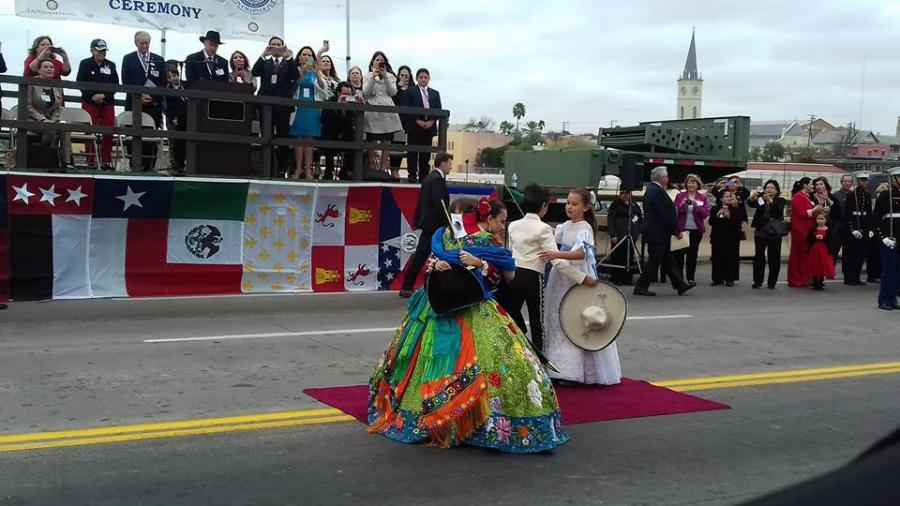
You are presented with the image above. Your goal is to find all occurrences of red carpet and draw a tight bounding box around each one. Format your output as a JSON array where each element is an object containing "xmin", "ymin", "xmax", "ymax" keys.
[{"xmin": 303, "ymin": 378, "xmax": 729, "ymax": 426}]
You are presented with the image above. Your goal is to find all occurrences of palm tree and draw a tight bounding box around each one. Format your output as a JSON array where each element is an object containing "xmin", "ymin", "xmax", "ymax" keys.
[
  {"xmin": 537, "ymin": 120, "xmax": 545, "ymax": 131},
  {"xmin": 499, "ymin": 121, "xmax": 514, "ymax": 136},
  {"xmin": 512, "ymin": 103, "xmax": 526, "ymax": 135}
]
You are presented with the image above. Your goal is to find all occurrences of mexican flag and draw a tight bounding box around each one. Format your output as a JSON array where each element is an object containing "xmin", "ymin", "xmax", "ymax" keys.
[{"xmin": 165, "ymin": 180, "xmax": 248, "ymax": 295}]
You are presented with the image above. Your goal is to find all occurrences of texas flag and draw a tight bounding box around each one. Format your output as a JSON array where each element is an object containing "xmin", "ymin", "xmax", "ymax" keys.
[
  {"xmin": 88, "ymin": 176, "xmax": 174, "ymax": 297},
  {"xmin": 6, "ymin": 174, "xmax": 96, "ymax": 300},
  {"xmin": 377, "ymin": 186, "xmax": 423, "ymax": 291}
]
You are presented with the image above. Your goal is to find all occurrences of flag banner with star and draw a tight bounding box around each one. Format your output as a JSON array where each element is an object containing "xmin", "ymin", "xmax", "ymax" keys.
[
  {"xmin": 0, "ymin": 175, "xmax": 9, "ymax": 303},
  {"xmin": 165, "ymin": 179, "xmax": 248, "ymax": 295},
  {"xmin": 377, "ymin": 186, "xmax": 424, "ymax": 291},
  {"xmin": 448, "ymin": 185, "xmax": 496, "ymax": 204},
  {"xmin": 89, "ymin": 176, "xmax": 174, "ymax": 297},
  {"xmin": 6, "ymin": 174, "xmax": 96, "ymax": 300},
  {"xmin": 241, "ymin": 181, "xmax": 315, "ymax": 294}
]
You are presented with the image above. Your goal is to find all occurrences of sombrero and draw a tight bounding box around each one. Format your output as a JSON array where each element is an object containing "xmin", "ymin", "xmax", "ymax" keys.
[{"xmin": 558, "ymin": 280, "xmax": 627, "ymax": 351}]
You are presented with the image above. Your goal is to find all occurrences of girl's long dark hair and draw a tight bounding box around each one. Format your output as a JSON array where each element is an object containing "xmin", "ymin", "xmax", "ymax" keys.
[
  {"xmin": 30, "ymin": 36, "xmax": 52, "ymax": 56},
  {"xmin": 792, "ymin": 177, "xmax": 812, "ymax": 195},
  {"xmin": 229, "ymin": 50, "xmax": 250, "ymax": 72},
  {"xmin": 571, "ymin": 188, "xmax": 597, "ymax": 232},
  {"xmin": 367, "ymin": 51, "xmax": 395, "ymax": 74}
]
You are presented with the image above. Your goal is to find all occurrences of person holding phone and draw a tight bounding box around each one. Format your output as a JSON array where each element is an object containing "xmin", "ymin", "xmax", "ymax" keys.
[
  {"xmin": 253, "ymin": 36, "xmax": 298, "ymax": 178},
  {"xmin": 289, "ymin": 46, "xmax": 329, "ymax": 180},
  {"xmin": 24, "ymin": 36, "xmax": 71, "ymax": 78},
  {"xmin": 363, "ymin": 51, "xmax": 402, "ymax": 179},
  {"xmin": 228, "ymin": 50, "xmax": 256, "ymax": 92},
  {"xmin": 322, "ymin": 81, "xmax": 362, "ymax": 180}
]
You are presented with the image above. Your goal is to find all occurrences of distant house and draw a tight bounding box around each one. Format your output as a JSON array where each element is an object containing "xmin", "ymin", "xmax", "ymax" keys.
[
  {"xmin": 812, "ymin": 128, "xmax": 879, "ymax": 153},
  {"xmin": 778, "ymin": 119, "xmax": 835, "ymax": 148},
  {"xmin": 749, "ymin": 121, "xmax": 795, "ymax": 149}
]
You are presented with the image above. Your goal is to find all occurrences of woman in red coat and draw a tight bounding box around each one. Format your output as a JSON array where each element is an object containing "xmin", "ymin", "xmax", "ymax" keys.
[{"xmin": 788, "ymin": 177, "xmax": 823, "ymax": 287}]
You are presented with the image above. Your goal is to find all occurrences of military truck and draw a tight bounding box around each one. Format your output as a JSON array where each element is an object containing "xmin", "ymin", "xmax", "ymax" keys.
[{"xmin": 502, "ymin": 116, "xmax": 751, "ymax": 209}]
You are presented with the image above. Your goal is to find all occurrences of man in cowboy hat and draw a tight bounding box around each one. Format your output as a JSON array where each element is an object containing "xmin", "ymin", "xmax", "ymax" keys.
[{"xmin": 184, "ymin": 30, "xmax": 229, "ymax": 88}]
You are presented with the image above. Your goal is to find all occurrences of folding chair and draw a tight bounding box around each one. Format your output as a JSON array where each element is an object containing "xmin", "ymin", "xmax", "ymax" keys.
[
  {"xmin": 116, "ymin": 111, "xmax": 164, "ymax": 172},
  {"xmin": 59, "ymin": 107, "xmax": 100, "ymax": 170}
]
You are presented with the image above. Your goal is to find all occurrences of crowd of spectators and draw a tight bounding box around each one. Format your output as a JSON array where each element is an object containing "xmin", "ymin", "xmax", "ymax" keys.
[{"xmin": 4, "ymin": 31, "xmax": 441, "ymax": 180}]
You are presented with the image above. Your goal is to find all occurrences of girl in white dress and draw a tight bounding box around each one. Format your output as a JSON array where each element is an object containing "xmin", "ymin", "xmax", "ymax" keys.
[{"xmin": 541, "ymin": 189, "xmax": 622, "ymax": 385}]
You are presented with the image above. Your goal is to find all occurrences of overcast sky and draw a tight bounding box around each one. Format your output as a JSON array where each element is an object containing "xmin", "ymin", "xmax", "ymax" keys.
[{"xmin": 3, "ymin": 0, "xmax": 900, "ymax": 135}]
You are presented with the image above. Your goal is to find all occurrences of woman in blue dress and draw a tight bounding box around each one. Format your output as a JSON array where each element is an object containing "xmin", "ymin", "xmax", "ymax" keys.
[{"xmin": 290, "ymin": 46, "xmax": 330, "ymax": 179}]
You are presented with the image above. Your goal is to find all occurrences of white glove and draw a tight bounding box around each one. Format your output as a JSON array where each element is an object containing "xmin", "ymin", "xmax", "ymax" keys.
[
  {"xmin": 868, "ymin": 230, "xmax": 874, "ymax": 239},
  {"xmin": 884, "ymin": 237, "xmax": 897, "ymax": 250},
  {"xmin": 852, "ymin": 230, "xmax": 863, "ymax": 239}
]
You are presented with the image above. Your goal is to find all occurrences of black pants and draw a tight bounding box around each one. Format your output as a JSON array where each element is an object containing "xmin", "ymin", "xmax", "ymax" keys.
[
  {"xmin": 753, "ymin": 236, "xmax": 782, "ymax": 287},
  {"xmin": 509, "ymin": 268, "xmax": 544, "ymax": 351},
  {"xmin": 272, "ymin": 108, "xmax": 293, "ymax": 177},
  {"xmin": 867, "ymin": 238, "xmax": 882, "ymax": 281},
  {"xmin": 711, "ymin": 237, "xmax": 740, "ymax": 283},
  {"xmin": 843, "ymin": 233, "xmax": 869, "ymax": 283},
  {"xmin": 673, "ymin": 229, "xmax": 703, "ymax": 282},
  {"xmin": 407, "ymin": 127, "xmax": 434, "ymax": 182},
  {"xmin": 402, "ymin": 227, "xmax": 435, "ymax": 291},
  {"xmin": 166, "ymin": 117, "xmax": 185, "ymax": 171},
  {"xmin": 494, "ymin": 278, "xmax": 526, "ymax": 335},
  {"xmin": 635, "ymin": 240, "xmax": 686, "ymax": 292}
]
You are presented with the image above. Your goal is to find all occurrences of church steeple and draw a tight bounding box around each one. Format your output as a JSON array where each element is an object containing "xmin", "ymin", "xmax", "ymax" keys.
[
  {"xmin": 676, "ymin": 29, "xmax": 703, "ymax": 119},
  {"xmin": 681, "ymin": 29, "xmax": 700, "ymax": 80}
]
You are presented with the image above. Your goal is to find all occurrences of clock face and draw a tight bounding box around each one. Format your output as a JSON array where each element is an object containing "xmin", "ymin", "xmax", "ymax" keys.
[
  {"xmin": 692, "ymin": 86, "xmax": 700, "ymax": 95},
  {"xmin": 680, "ymin": 86, "xmax": 687, "ymax": 96}
]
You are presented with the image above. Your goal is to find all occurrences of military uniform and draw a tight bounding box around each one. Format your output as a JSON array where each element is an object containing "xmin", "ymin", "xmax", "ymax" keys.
[
  {"xmin": 842, "ymin": 181, "xmax": 872, "ymax": 285},
  {"xmin": 873, "ymin": 170, "xmax": 900, "ymax": 310}
]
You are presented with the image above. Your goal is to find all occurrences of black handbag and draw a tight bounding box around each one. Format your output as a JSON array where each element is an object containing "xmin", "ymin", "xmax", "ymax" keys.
[
  {"xmin": 426, "ymin": 263, "xmax": 485, "ymax": 316},
  {"xmin": 756, "ymin": 217, "xmax": 789, "ymax": 240}
]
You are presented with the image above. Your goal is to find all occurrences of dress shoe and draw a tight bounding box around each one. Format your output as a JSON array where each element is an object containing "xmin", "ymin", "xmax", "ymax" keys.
[
  {"xmin": 677, "ymin": 284, "xmax": 694, "ymax": 296},
  {"xmin": 399, "ymin": 289, "xmax": 414, "ymax": 299},
  {"xmin": 767, "ymin": 284, "xmax": 776, "ymax": 289},
  {"xmin": 633, "ymin": 289, "xmax": 656, "ymax": 296},
  {"xmin": 752, "ymin": 283, "xmax": 762, "ymax": 289},
  {"xmin": 0, "ymin": 303, "xmax": 7, "ymax": 310},
  {"xmin": 878, "ymin": 303, "xmax": 894, "ymax": 310},
  {"xmin": 725, "ymin": 281, "xmax": 735, "ymax": 287},
  {"xmin": 687, "ymin": 280, "xmax": 697, "ymax": 288},
  {"xmin": 867, "ymin": 277, "xmax": 880, "ymax": 283}
]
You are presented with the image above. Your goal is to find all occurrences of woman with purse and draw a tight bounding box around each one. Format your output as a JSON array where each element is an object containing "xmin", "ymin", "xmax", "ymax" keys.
[
  {"xmin": 368, "ymin": 198, "xmax": 570, "ymax": 453},
  {"xmin": 749, "ymin": 179, "xmax": 788, "ymax": 289}
]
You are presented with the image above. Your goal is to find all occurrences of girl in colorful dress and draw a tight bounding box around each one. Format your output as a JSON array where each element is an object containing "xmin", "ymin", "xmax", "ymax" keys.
[
  {"xmin": 541, "ymin": 189, "xmax": 622, "ymax": 385},
  {"xmin": 807, "ymin": 213, "xmax": 835, "ymax": 290},
  {"xmin": 368, "ymin": 198, "xmax": 570, "ymax": 453}
]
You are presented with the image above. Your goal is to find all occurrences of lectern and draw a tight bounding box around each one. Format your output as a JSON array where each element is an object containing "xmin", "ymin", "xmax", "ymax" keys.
[{"xmin": 190, "ymin": 81, "xmax": 256, "ymax": 177}]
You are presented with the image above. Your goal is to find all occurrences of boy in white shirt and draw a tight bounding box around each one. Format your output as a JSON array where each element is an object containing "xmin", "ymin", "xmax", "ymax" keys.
[{"xmin": 507, "ymin": 184, "xmax": 597, "ymax": 351}]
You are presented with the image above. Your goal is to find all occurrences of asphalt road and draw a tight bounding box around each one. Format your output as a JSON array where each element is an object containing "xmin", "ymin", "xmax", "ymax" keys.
[{"xmin": 1, "ymin": 263, "xmax": 898, "ymax": 505}]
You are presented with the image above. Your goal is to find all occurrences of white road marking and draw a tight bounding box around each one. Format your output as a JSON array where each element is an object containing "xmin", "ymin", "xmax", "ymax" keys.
[{"xmin": 143, "ymin": 315, "xmax": 692, "ymax": 344}]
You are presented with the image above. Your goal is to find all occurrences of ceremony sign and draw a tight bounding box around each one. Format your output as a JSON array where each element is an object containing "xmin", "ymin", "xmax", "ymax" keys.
[{"xmin": 15, "ymin": 0, "xmax": 284, "ymax": 42}]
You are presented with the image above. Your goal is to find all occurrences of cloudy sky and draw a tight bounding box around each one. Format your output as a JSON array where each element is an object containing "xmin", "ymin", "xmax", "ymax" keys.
[{"xmin": 3, "ymin": 0, "xmax": 900, "ymax": 135}]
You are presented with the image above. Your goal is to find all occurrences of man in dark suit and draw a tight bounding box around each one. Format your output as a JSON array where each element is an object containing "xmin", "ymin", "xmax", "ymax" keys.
[
  {"xmin": 634, "ymin": 166, "xmax": 692, "ymax": 296},
  {"xmin": 121, "ymin": 31, "xmax": 167, "ymax": 171},
  {"xmin": 404, "ymin": 68, "xmax": 442, "ymax": 184},
  {"xmin": 184, "ymin": 30, "xmax": 228, "ymax": 88},
  {"xmin": 252, "ymin": 36, "xmax": 299, "ymax": 178},
  {"xmin": 400, "ymin": 152, "xmax": 454, "ymax": 297}
]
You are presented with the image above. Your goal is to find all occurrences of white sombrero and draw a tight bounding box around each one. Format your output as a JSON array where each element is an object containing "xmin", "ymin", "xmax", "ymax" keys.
[{"xmin": 558, "ymin": 281, "xmax": 627, "ymax": 351}]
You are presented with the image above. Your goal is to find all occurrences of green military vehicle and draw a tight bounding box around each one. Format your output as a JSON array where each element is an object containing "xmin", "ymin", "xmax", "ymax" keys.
[{"xmin": 502, "ymin": 116, "xmax": 751, "ymax": 209}]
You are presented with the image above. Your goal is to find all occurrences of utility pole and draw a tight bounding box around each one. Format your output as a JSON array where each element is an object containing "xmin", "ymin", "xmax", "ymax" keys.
[
  {"xmin": 807, "ymin": 114, "xmax": 816, "ymax": 150},
  {"xmin": 561, "ymin": 121, "xmax": 569, "ymax": 134}
]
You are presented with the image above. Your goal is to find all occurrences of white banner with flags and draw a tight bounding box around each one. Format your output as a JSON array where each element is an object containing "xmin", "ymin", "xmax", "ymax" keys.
[{"xmin": 15, "ymin": 0, "xmax": 284, "ymax": 43}]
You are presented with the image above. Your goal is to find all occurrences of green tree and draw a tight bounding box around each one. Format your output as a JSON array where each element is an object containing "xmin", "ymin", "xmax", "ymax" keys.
[
  {"xmin": 749, "ymin": 147, "xmax": 763, "ymax": 161},
  {"xmin": 761, "ymin": 143, "xmax": 786, "ymax": 162},
  {"xmin": 499, "ymin": 121, "xmax": 514, "ymax": 135},
  {"xmin": 477, "ymin": 145, "xmax": 510, "ymax": 167},
  {"xmin": 512, "ymin": 102, "xmax": 526, "ymax": 138}
]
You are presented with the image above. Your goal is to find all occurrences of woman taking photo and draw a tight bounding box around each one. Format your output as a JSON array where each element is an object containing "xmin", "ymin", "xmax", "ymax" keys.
[
  {"xmin": 749, "ymin": 179, "xmax": 787, "ymax": 289},
  {"xmin": 673, "ymin": 174, "xmax": 709, "ymax": 287},
  {"xmin": 24, "ymin": 35, "xmax": 71, "ymax": 78},
  {"xmin": 389, "ymin": 65, "xmax": 412, "ymax": 178},
  {"xmin": 363, "ymin": 51, "xmax": 403, "ymax": 178},
  {"xmin": 788, "ymin": 177, "xmax": 823, "ymax": 287},
  {"xmin": 228, "ymin": 50, "xmax": 256, "ymax": 92},
  {"xmin": 318, "ymin": 54, "xmax": 340, "ymax": 96},
  {"xmin": 289, "ymin": 46, "xmax": 329, "ymax": 180}
]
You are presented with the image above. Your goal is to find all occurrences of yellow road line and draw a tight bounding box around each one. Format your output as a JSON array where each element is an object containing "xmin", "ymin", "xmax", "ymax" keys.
[
  {"xmin": 4, "ymin": 360, "xmax": 900, "ymax": 453},
  {"xmin": 0, "ymin": 407, "xmax": 343, "ymax": 445},
  {"xmin": 655, "ymin": 361, "xmax": 900, "ymax": 388},
  {"xmin": 0, "ymin": 415, "xmax": 355, "ymax": 453},
  {"xmin": 664, "ymin": 366, "xmax": 900, "ymax": 392}
]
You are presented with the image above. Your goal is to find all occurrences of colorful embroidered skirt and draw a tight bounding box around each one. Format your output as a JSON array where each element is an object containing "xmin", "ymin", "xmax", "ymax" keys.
[{"xmin": 368, "ymin": 289, "xmax": 569, "ymax": 453}]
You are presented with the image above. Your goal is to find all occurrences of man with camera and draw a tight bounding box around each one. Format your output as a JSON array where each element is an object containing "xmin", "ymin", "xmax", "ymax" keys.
[{"xmin": 252, "ymin": 36, "xmax": 299, "ymax": 178}]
